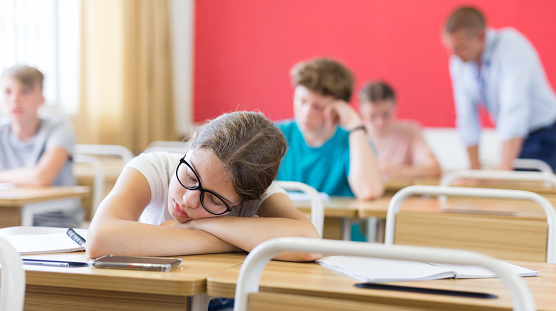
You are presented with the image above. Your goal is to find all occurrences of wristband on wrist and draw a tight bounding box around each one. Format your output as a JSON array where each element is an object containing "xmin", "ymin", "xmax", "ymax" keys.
[{"xmin": 349, "ymin": 125, "xmax": 367, "ymax": 134}]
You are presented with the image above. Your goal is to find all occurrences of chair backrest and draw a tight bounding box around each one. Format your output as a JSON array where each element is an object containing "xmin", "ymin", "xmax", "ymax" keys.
[
  {"xmin": 513, "ymin": 158, "xmax": 554, "ymax": 174},
  {"xmin": 274, "ymin": 181, "xmax": 324, "ymax": 237},
  {"xmin": 144, "ymin": 141, "xmax": 189, "ymax": 154},
  {"xmin": 0, "ymin": 237, "xmax": 25, "ymax": 311},
  {"xmin": 73, "ymin": 154, "xmax": 105, "ymax": 216},
  {"xmin": 384, "ymin": 185, "xmax": 556, "ymax": 263},
  {"xmin": 75, "ymin": 144, "xmax": 134, "ymax": 164},
  {"xmin": 440, "ymin": 169, "xmax": 556, "ymax": 188},
  {"xmin": 234, "ymin": 237, "xmax": 535, "ymax": 311}
]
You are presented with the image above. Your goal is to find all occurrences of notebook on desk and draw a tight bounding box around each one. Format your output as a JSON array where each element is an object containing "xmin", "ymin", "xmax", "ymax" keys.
[
  {"xmin": 317, "ymin": 256, "xmax": 539, "ymax": 282},
  {"xmin": 0, "ymin": 182, "xmax": 16, "ymax": 191},
  {"xmin": 3, "ymin": 228, "xmax": 87, "ymax": 255}
]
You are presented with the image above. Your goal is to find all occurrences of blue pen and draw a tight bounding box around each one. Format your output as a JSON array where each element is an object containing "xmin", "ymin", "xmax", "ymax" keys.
[{"xmin": 23, "ymin": 258, "xmax": 89, "ymax": 268}]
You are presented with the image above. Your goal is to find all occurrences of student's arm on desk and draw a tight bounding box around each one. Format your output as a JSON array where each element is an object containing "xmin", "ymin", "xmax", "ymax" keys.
[
  {"xmin": 0, "ymin": 147, "xmax": 69, "ymax": 186},
  {"xmin": 87, "ymin": 168, "xmax": 241, "ymax": 258},
  {"xmin": 167, "ymin": 193, "xmax": 321, "ymax": 262}
]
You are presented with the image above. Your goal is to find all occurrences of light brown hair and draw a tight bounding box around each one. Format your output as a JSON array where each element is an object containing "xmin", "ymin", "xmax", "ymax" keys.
[
  {"xmin": 444, "ymin": 6, "xmax": 486, "ymax": 36},
  {"xmin": 290, "ymin": 58, "xmax": 354, "ymax": 102},
  {"xmin": 359, "ymin": 81, "xmax": 396, "ymax": 104},
  {"xmin": 1, "ymin": 65, "xmax": 44, "ymax": 91},
  {"xmin": 191, "ymin": 111, "xmax": 287, "ymax": 201}
]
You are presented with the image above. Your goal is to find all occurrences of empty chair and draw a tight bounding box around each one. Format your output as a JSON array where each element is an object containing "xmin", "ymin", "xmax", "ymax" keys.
[
  {"xmin": 75, "ymin": 144, "xmax": 134, "ymax": 164},
  {"xmin": 440, "ymin": 169, "xmax": 556, "ymax": 188},
  {"xmin": 144, "ymin": 141, "xmax": 189, "ymax": 154},
  {"xmin": 274, "ymin": 181, "xmax": 324, "ymax": 237},
  {"xmin": 73, "ymin": 154, "xmax": 106, "ymax": 218},
  {"xmin": 234, "ymin": 237, "xmax": 535, "ymax": 311},
  {"xmin": 513, "ymin": 158, "xmax": 553, "ymax": 174},
  {"xmin": 0, "ymin": 236, "xmax": 25, "ymax": 311},
  {"xmin": 384, "ymin": 185, "xmax": 556, "ymax": 263}
]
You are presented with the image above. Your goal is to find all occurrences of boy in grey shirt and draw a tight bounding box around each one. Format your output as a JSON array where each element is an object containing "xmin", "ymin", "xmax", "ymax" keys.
[{"xmin": 0, "ymin": 65, "xmax": 83, "ymax": 227}]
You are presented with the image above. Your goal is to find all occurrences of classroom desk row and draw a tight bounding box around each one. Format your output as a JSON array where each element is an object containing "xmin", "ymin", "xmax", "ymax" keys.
[
  {"xmin": 295, "ymin": 193, "xmax": 555, "ymax": 262},
  {"xmin": 11, "ymin": 248, "xmax": 556, "ymax": 311},
  {"xmin": 385, "ymin": 176, "xmax": 556, "ymax": 195},
  {"xmin": 207, "ymin": 258, "xmax": 556, "ymax": 311}
]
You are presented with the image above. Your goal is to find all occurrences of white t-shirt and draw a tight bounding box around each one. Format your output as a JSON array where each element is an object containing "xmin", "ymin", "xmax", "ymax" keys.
[{"xmin": 126, "ymin": 151, "xmax": 285, "ymax": 225}]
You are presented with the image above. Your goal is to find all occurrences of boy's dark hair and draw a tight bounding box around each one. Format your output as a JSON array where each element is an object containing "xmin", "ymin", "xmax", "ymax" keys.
[
  {"xmin": 444, "ymin": 6, "xmax": 486, "ymax": 36},
  {"xmin": 1, "ymin": 65, "xmax": 44, "ymax": 91},
  {"xmin": 290, "ymin": 58, "xmax": 354, "ymax": 102},
  {"xmin": 358, "ymin": 81, "xmax": 396, "ymax": 103}
]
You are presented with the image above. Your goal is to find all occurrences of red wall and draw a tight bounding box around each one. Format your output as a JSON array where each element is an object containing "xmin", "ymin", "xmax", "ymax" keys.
[{"xmin": 194, "ymin": 0, "xmax": 556, "ymax": 127}]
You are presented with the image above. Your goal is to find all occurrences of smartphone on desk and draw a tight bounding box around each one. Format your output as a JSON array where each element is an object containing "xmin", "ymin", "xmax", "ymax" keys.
[{"xmin": 89, "ymin": 255, "xmax": 182, "ymax": 272}]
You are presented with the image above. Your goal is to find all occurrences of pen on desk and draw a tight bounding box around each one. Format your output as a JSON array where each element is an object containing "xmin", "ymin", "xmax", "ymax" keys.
[
  {"xmin": 66, "ymin": 228, "xmax": 87, "ymax": 247},
  {"xmin": 22, "ymin": 258, "xmax": 89, "ymax": 268},
  {"xmin": 355, "ymin": 283, "xmax": 497, "ymax": 299}
]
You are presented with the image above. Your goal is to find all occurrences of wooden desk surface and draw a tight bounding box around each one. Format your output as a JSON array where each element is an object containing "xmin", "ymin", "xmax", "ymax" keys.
[
  {"xmin": 294, "ymin": 196, "xmax": 387, "ymax": 218},
  {"xmin": 0, "ymin": 226, "xmax": 247, "ymax": 310},
  {"xmin": 23, "ymin": 251, "xmax": 247, "ymax": 296},
  {"xmin": 207, "ymin": 259, "xmax": 556, "ymax": 310},
  {"xmin": 19, "ymin": 251, "xmax": 246, "ymax": 311},
  {"xmin": 307, "ymin": 195, "xmax": 552, "ymax": 220},
  {"xmin": 0, "ymin": 186, "xmax": 90, "ymax": 207},
  {"xmin": 386, "ymin": 176, "xmax": 556, "ymax": 195}
]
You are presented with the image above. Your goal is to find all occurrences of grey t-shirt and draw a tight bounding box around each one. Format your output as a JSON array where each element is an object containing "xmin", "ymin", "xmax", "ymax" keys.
[
  {"xmin": 0, "ymin": 118, "xmax": 76, "ymax": 186},
  {"xmin": 0, "ymin": 118, "xmax": 82, "ymax": 227}
]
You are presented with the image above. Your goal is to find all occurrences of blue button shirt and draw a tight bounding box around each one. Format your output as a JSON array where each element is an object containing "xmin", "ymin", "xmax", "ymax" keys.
[
  {"xmin": 449, "ymin": 28, "xmax": 556, "ymax": 146},
  {"xmin": 276, "ymin": 120, "xmax": 354, "ymax": 197}
]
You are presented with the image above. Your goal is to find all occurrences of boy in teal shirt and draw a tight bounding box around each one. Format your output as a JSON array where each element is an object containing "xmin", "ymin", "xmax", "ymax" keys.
[{"xmin": 276, "ymin": 58, "xmax": 384, "ymax": 239}]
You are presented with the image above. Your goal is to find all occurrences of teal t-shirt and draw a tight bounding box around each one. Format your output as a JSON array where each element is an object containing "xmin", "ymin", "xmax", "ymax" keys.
[{"xmin": 276, "ymin": 120, "xmax": 353, "ymax": 197}]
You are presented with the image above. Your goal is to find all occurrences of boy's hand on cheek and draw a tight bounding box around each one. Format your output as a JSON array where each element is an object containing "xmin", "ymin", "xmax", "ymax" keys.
[{"xmin": 327, "ymin": 100, "xmax": 363, "ymax": 130}]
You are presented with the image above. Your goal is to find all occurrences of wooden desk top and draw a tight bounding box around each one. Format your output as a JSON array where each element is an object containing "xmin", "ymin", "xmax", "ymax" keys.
[
  {"xmin": 306, "ymin": 195, "xmax": 551, "ymax": 220},
  {"xmin": 22, "ymin": 251, "xmax": 247, "ymax": 297},
  {"xmin": 0, "ymin": 186, "xmax": 90, "ymax": 207},
  {"xmin": 207, "ymin": 259, "xmax": 556, "ymax": 310},
  {"xmin": 294, "ymin": 196, "xmax": 367, "ymax": 218},
  {"xmin": 386, "ymin": 176, "xmax": 556, "ymax": 195},
  {"xmin": 0, "ymin": 227, "xmax": 246, "ymax": 297}
]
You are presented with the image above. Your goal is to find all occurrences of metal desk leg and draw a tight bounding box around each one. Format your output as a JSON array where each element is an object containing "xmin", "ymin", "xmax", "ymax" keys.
[
  {"xmin": 365, "ymin": 217, "xmax": 386, "ymax": 243},
  {"xmin": 191, "ymin": 293, "xmax": 210, "ymax": 311},
  {"xmin": 341, "ymin": 217, "xmax": 355, "ymax": 240}
]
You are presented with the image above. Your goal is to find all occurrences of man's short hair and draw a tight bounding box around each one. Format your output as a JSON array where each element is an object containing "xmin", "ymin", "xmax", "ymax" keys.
[
  {"xmin": 290, "ymin": 58, "xmax": 354, "ymax": 102},
  {"xmin": 444, "ymin": 6, "xmax": 486, "ymax": 35},
  {"xmin": 358, "ymin": 81, "xmax": 396, "ymax": 103},
  {"xmin": 1, "ymin": 65, "xmax": 44, "ymax": 91}
]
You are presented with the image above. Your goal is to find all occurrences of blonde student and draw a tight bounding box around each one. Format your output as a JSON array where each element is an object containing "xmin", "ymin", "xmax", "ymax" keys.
[
  {"xmin": 0, "ymin": 65, "xmax": 82, "ymax": 227},
  {"xmin": 358, "ymin": 81, "xmax": 441, "ymax": 180},
  {"xmin": 87, "ymin": 111, "xmax": 320, "ymax": 262}
]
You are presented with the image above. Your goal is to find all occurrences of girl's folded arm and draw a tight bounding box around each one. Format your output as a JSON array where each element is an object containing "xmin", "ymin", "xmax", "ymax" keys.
[
  {"xmin": 175, "ymin": 192, "xmax": 322, "ymax": 262},
  {"xmin": 87, "ymin": 168, "xmax": 238, "ymax": 258}
]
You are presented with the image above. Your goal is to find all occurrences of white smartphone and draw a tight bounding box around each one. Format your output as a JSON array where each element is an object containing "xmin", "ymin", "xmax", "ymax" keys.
[{"xmin": 89, "ymin": 255, "xmax": 182, "ymax": 272}]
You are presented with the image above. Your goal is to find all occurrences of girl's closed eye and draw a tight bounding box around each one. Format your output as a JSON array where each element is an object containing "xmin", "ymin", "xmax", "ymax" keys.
[{"xmin": 186, "ymin": 171, "xmax": 198, "ymax": 183}]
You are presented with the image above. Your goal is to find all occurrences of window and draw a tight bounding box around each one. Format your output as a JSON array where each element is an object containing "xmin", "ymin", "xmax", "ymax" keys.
[{"xmin": 0, "ymin": 0, "xmax": 80, "ymax": 114}]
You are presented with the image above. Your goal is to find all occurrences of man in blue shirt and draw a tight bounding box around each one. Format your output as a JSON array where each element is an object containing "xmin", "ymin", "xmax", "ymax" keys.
[
  {"xmin": 276, "ymin": 58, "xmax": 383, "ymax": 200},
  {"xmin": 442, "ymin": 6, "xmax": 556, "ymax": 171}
]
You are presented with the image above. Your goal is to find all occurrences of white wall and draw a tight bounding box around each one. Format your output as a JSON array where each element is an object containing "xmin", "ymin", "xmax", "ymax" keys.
[
  {"xmin": 169, "ymin": 0, "xmax": 195, "ymax": 135},
  {"xmin": 423, "ymin": 128, "xmax": 501, "ymax": 171}
]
